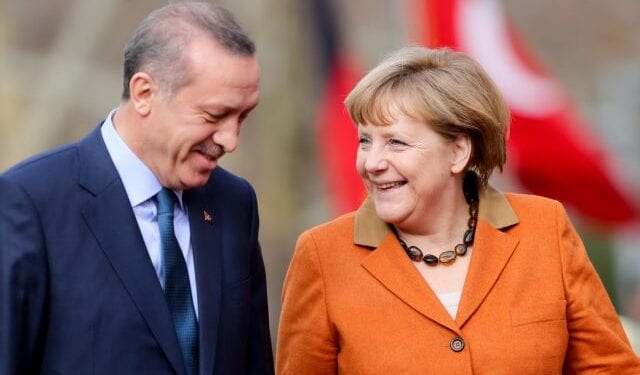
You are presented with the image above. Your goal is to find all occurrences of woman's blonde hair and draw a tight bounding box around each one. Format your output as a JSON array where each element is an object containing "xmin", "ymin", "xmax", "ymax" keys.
[{"xmin": 344, "ymin": 46, "xmax": 510, "ymax": 188}]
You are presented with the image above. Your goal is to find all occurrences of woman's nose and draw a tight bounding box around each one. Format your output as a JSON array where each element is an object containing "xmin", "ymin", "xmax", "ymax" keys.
[{"xmin": 363, "ymin": 146, "xmax": 388, "ymax": 173}]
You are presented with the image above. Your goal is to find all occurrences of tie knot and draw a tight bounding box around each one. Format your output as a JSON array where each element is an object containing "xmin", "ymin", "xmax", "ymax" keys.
[{"xmin": 156, "ymin": 188, "xmax": 177, "ymax": 216}]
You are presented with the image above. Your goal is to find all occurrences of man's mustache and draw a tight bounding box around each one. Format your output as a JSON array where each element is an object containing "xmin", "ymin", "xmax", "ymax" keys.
[{"xmin": 193, "ymin": 143, "xmax": 225, "ymax": 160}]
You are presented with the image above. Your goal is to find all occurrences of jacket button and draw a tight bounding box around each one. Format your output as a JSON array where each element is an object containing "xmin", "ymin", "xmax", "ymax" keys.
[{"xmin": 450, "ymin": 336, "xmax": 465, "ymax": 352}]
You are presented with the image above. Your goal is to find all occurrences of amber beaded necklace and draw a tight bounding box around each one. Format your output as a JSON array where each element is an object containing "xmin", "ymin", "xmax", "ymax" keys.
[{"xmin": 396, "ymin": 172, "xmax": 479, "ymax": 266}]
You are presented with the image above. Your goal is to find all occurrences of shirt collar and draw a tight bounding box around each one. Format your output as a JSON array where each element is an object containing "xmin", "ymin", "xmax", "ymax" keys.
[
  {"xmin": 101, "ymin": 109, "xmax": 184, "ymax": 208},
  {"xmin": 353, "ymin": 184, "xmax": 519, "ymax": 248}
]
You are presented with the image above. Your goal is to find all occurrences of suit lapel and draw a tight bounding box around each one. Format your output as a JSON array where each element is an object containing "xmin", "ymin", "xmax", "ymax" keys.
[
  {"xmin": 185, "ymin": 186, "xmax": 222, "ymax": 375},
  {"xmin": 455, "ymin": 220, "xmax": 519, "ymax": 327},
  {"xmin": 361, "ymin": 232, "xmax": 459, "ymax": 333},
  {"xmin": 77, "ymin": 128, "xmax": 186, "ymax": 375}
]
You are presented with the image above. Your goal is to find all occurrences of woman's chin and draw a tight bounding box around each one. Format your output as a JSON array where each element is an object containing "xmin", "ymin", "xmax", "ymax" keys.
[{"xmin": 374, "ymin": 206, "xmax": 409, "ymax": 226}]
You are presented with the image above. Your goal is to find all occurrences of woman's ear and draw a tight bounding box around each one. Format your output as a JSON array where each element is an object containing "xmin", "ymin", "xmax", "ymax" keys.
[
  {"xmin": 451, "ymin": 134, "xmax": 471, "ymax": 174},
  {"xmin": 128, "ymin": 72, "xmax": 156, "ymax": 117}
]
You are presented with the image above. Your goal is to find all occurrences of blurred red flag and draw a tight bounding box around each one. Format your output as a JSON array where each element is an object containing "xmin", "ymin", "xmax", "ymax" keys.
[
  {"xmin": 415, "ymin": 0, "xmax": 637, "ymax": 228},
  {"xmin": 313, "ymin": 0, "xmax": 638, "ymax": 227},
  {"xmin": 316, "ymin": 58, "xmax": 364, "ymax": 215},
  {"xmin": 312, "ymin": 0, "xmax": 365, "ymax": 216}
]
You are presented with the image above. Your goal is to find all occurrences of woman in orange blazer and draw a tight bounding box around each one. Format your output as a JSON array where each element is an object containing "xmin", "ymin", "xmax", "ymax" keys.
[{"xmin": 276, "ymin": 47, "xmax": 640, "ymax": 374}]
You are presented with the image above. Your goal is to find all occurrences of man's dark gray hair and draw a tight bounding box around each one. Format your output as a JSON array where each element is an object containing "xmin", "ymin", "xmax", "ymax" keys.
[{"xmin": 122, "ymin": 1, "xmax": 256, "ymax": 100}]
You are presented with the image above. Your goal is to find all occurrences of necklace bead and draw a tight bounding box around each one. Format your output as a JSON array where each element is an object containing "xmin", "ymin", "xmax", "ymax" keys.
[
  {"xmin": 463, "ymin": 229, "xmax": 474, "ymax": 245},
  {"xmin": 396, "ymin": 190, "xmax": 479, "ymax": 267},
  {"xmin": 423, "ymin": 254, "xmax": 439, "ymax": 265},
  {"xmin": 439, "ymin": 250, "xmax": 457, "ymax": 263},
  {"xmin": 454, "ymin": 244, "xmax": 467, "ymax": 256},
  {"xmin": 406, "ymin": 245, "xmax": 424, "ymax": 262}
]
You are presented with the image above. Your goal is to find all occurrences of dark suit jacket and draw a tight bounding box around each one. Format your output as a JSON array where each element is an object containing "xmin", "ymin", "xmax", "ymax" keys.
[{"xmin": 0, "ymin": 126, "xmax": 274, "ymax": 374}]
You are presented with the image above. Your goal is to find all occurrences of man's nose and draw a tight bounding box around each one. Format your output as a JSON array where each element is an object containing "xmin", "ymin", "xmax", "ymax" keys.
[{"xmin": 212, "ymin": 122, "xmax": 240, "ymax": 153}]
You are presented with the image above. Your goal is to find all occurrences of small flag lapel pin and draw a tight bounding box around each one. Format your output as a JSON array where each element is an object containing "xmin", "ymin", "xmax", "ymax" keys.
[{"xmin": 203, "ymin": 210, "xmax": 213, "ymax": 224}]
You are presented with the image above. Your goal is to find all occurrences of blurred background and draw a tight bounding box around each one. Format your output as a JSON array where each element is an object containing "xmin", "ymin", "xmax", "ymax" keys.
[{"xmin": 2, "ymin": 0, "xmax": 639, "ymax": 351}]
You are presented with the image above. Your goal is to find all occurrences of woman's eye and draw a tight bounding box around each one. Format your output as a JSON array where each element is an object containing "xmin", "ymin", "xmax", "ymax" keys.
[
  {"xmin": 389, "ymin": 139, "xmax": 407, "ymax": 147},
  {"xmin": 358, "ymin": 137, "xmax": 371, "ymax": 145}
]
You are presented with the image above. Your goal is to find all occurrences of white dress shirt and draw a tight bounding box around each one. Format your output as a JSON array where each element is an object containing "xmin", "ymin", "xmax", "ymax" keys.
[
  {"xmin": 437, "ymin": 291, "xmax": 462, "ymax": 319},
  {"xmin": 101, "ymin": 109, "xmax": 199, "ymax": 318}
]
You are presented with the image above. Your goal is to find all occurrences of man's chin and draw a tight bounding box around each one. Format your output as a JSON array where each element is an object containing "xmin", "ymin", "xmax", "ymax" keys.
[{"xmin": 179, "ymin": 170, "xmax": 215, "ymax": 190}]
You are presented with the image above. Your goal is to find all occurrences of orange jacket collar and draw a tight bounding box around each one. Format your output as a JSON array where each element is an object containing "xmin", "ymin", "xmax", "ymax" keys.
[{"xmin": 354, "ymin": 184, "xmax": 519, "ymax": 248}]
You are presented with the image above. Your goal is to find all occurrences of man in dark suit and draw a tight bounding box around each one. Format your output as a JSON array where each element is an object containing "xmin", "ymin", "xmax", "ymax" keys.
[{"xmin": 0, "ymin": 2, "xmax": 273, "ymax": 374}]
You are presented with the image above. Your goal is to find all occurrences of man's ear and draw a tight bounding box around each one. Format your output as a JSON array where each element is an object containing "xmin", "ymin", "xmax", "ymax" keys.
[
  {"xmin": 128, "ymin": 72, "xmax": 157, "ymax": 116},
  {"xmin": 451, "ymin": 134, "xmax": 472, "ymax": 174}
]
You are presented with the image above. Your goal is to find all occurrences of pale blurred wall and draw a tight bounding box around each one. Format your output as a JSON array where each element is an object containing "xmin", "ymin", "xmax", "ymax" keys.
[{"xmin": 2, "ymin": 0, "xmax": 640, "ymax": 343}]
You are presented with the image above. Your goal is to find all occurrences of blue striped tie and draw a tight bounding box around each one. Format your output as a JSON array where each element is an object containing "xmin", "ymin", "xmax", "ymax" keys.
[{"xmin": 156, "ymin": 188, "xmax": 199, "ymax": 375}]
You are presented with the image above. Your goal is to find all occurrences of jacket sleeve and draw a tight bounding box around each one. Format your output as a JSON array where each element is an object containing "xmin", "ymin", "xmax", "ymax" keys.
[
  {"xmin": 245, "ymin": 184, "xmax": 275, "ymax": 375},
  {"xmin": 557, "ymin": 201, "xmax": 640, "ymax": 372},
  {"xmin": 0, "ymin": 176, "xmax": 48, "ymax": 374},
  {"xmin": 276, "ymin": 231, "xmax": 338, "ymax": 375}
]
